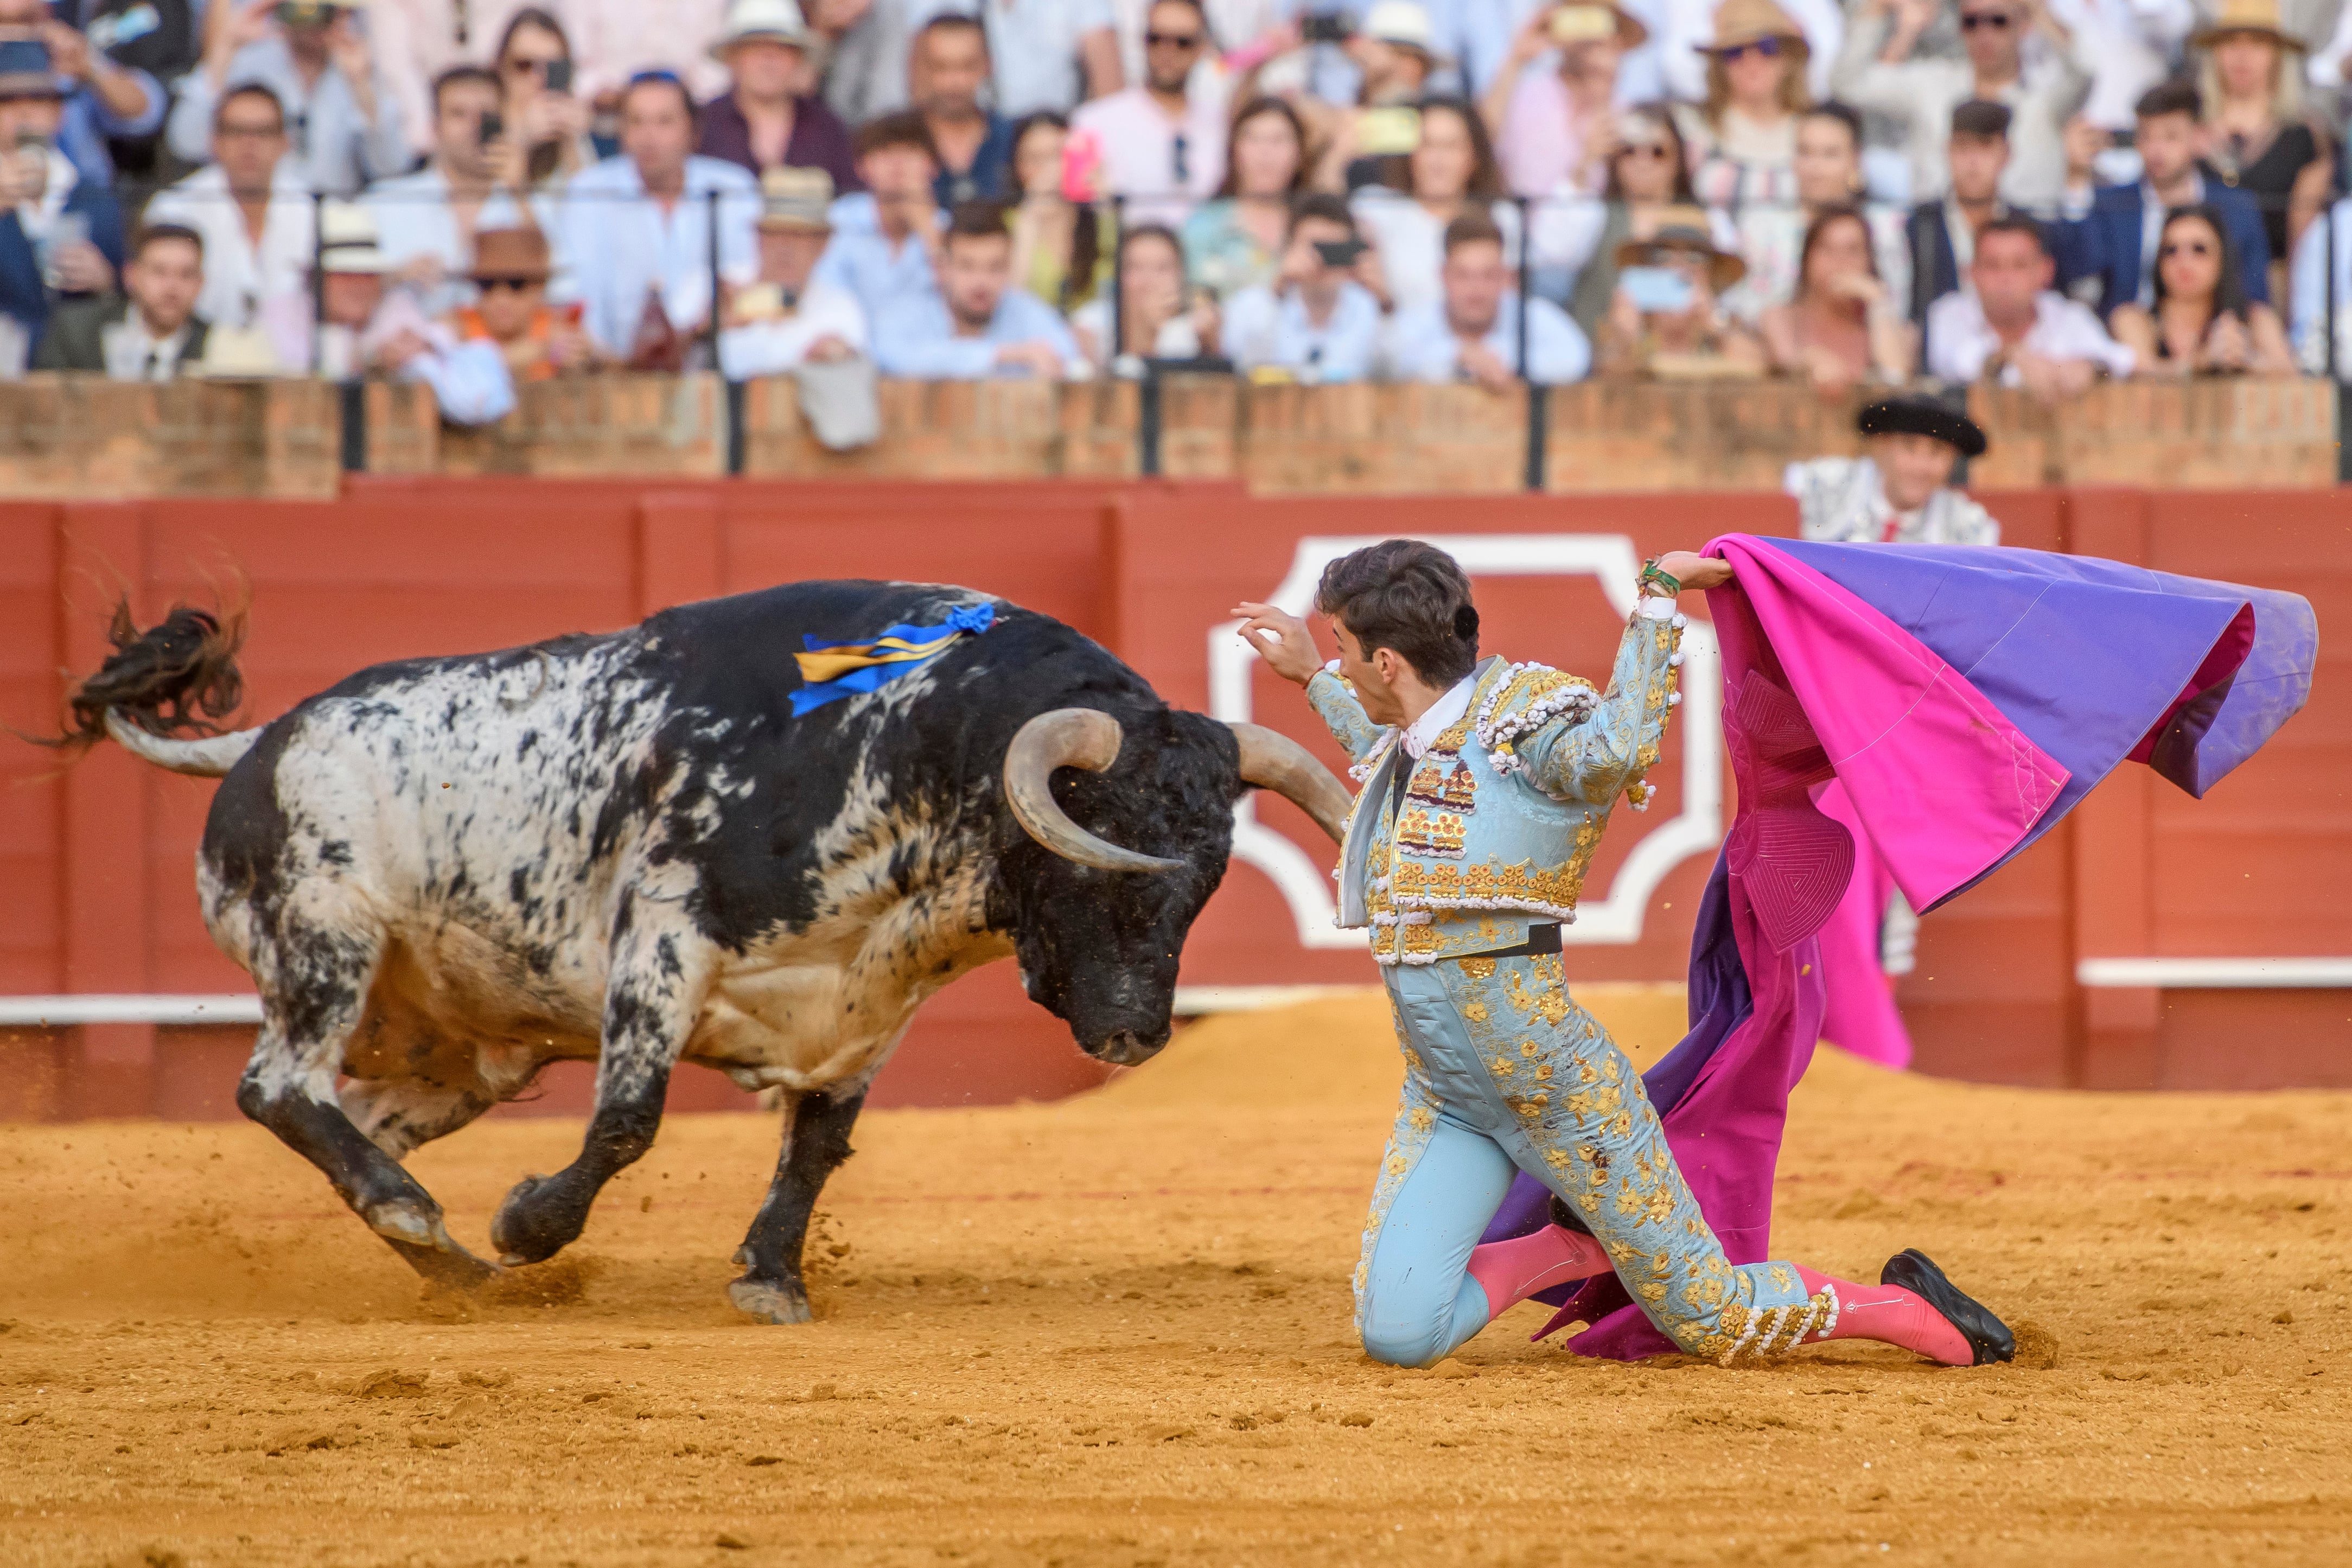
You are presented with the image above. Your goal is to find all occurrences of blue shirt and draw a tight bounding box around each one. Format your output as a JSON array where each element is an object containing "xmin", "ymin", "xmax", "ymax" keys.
[
  {"xmin": 872, "ymin": 285, "xmax": 1080, "ymax": 378},
  {"xmin": 554, "ymin": 154, "xmax": 761, "ymax": 355},
  {"xmin": 1220, "ymin": 281, "xmax": 1384, "ymax": 383},
  {"xmin": 1384, "ymin": 291, "xmax": 1591, "ymax": 385},
  {"xmin": 934, "ymin": 113, "xmax": 1018, "ymax": 208},
  {"xmin": 810, "ymin": 193, "xmax": 946, "ymax": 327}
]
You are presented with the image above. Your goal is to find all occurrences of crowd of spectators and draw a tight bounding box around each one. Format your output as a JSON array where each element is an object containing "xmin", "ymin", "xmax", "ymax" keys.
[{"xmin": 4, "ymin": 0, "xmax": 2352, "ymax": 412}]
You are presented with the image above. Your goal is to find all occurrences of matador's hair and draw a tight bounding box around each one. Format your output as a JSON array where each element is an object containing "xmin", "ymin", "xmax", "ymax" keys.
[{"xmin": 1315, "ymin": 540, "xmax": 1478, "ymax": 687}]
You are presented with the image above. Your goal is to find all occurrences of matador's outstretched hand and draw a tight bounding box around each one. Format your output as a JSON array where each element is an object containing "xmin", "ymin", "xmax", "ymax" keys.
[{"xmin": 1231, "ymin": 602, "xmax": 1324, "ymax": 686}]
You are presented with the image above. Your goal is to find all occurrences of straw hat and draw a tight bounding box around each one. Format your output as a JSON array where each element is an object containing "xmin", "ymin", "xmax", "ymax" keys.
[
  {"xmin": 1362, "ymin": 0, "xmax": 1447, "ymax": 56},
  {"xmin": 1697, "ymin": 0, "xmax": 1807, "ymax": 54},
  {"xmin": 758, "ymin": 165, "xmax": 835, "ymax": 230},
  {"xmin": 469, "ymin": 226, "xmax": 552, "ymax": 282},
  {"xmin": 2190, "ymin": 0, "xmax": 2304, "ymax": 51},
  {"xmin": 1614, "ymin": 205, "xmax": 1747, "ymax": 290},
  {"xmin": 1546, "ymin": 3, "xmax": 1650, "ymax": 53},
  {"xmin": 317, "ymin": 201, "xmax": 392, "ymax": 275},
  {"xmin": 710, "ymin": 0, "xmax": 814, "ymax": 57}
]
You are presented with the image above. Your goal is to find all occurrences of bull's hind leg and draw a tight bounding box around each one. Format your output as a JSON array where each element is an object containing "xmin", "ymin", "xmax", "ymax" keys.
[
  {"xmin": 490, "ymin": 901, "xmax": 716, "ymax": 1266},
  {"xmin": 729, "ymin": 1086, "xmax": 868, "ymax": 1324},
  {"xmin": 237, "ymin": 918, "xmax": 499, "ymax": 1287}
]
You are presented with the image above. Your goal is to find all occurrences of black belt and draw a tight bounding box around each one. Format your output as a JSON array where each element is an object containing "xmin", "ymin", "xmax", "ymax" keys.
[{"xmin": 1457, "ymin": 922, "xmax": 1563, "ymax": 960}]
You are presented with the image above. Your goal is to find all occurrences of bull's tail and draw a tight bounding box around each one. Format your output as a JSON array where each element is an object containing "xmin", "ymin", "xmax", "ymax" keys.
[{"xmin": 46, "ymin": 596, "xmax": 263, "ymax": 778}]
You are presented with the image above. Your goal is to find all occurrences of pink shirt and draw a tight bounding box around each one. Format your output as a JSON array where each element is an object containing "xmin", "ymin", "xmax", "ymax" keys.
[
  {"xmin": 1069, "ymin": 85, "xmax": 1229, "ymax": 228},
  {"xmin": 1497, "ymin": 72, "xmax": 1602, "ymax": 201}
]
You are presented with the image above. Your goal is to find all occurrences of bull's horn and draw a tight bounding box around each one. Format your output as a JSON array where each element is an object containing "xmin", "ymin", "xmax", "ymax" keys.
[
  {"xmin": 1227, "ymin": 723, "xmax": 1351, "ymax": 845},
  {"xmin": 1004, "ymin": 708, "xmax": 1186, "ymax": 874}
]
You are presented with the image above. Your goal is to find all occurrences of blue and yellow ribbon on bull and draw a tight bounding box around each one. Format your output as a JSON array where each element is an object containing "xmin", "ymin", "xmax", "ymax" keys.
[{"xmin": 789, "ymin": 602, "xmax": 996, "ymax": 716}]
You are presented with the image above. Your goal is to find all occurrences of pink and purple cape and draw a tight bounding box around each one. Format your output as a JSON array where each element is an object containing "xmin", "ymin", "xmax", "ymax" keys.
[{"xmin": 1481, "ymin": 537, "xmax": 2317, "ymax": 1361}]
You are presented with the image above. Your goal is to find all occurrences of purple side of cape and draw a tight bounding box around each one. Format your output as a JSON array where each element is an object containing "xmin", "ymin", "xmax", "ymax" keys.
[{"xmin": 1480, "ymin": 538, "xmax": 2313, "ymax": 1361}]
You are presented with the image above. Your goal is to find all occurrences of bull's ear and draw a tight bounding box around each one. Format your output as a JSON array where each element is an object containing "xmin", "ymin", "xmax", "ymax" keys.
[
  {"xmin": 1004, "ymin": 707, "xmax": 1187, "ymax": 874},
  {"xmin": 1225, "ymin": 722, "xmax": 1349, "ymax": 845}
]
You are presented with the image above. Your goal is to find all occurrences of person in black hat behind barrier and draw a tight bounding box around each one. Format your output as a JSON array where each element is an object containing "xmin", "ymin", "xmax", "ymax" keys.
[{"xmin": 1782, "ymin": 393, "xmax": 1999, "ymax": 545}]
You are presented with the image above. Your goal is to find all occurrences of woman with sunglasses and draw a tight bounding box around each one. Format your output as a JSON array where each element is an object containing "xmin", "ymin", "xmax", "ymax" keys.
[
  {"xmin": 493, "ymin": 8, "xmax": 597, "ymax": 187},
  {"xmin": 1760, "ymin": 203, "xmax": 1911, "ymax": 392},
  {"xmin": 2196, "ymin": 0, "xmax": 2332, "ymax": 295},
  {"xmin": 1679, "ymin": 0, "xmax": 1811, "ymax": 212},
  {"xmin": 1180, "ymin": 95, "xmax": 1311, "ymax": 300},
  {"xmin": 1552, "ymin": 104, "xmax": 1724, "ymax": 338},
  {"xmin": 2108, "ymin": 204, "xmax": 2294, "ymax": 376}
]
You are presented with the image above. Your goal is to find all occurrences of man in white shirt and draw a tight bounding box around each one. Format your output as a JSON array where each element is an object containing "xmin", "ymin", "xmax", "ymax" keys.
[
  {"xmin": 33, "ymin": 222, "xmax": 212, "ymax": 378},
  {"xmin": 922, "ymin": 0, "xmax": 1120, "ymax": 118},
  {"xmin": 1784, "ymin": 395, "xmax": 2000, "ymax": 545},
  {"xmin": 1926, "ymin": 215, "xmax": 2133, "ymax": 394},
  {"xmin": 168, "ymin": 0, "xmax": 410, "ymax": 198},
  {"xmin": 1221, "ymin": 194, "xmax": 1384, "ymax": 383},
  {"xmin": 719, "ymin": 167, "xmax": 870, "ymax": 377},
  {"xmin": 1384, "ymin": 210, "xmax": 1590, "ymax": 386},
  {"xmin": 145, "ymin": 82, "xmax": 316, "ymax": 333},
  {"xmin": 872, "ymin": 199, "xmax": 1081, "ymax": 377},
  {"xmin": 1832, "ymin": 0, "xmax": 2094, "ymax": 208},
  {"xmin": 554, "ymin": 72, "xmax": 760, "ymax": 366},
  {"xmin": 366, "ymin": 65, "xmax": 557, "ymax": 318},
  {"xmin": 1069, "ymin": 0, "xmax": 1226, "ymax": 226}
]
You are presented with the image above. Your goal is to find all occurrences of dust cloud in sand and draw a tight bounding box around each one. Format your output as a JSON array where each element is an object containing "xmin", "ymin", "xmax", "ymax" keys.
[{"xmin": 2, "ymin": 990, "xmax": 2348, "ymax": 1566}]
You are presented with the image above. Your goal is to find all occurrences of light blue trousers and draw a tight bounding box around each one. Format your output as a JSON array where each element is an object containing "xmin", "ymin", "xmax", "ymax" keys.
[{"xmin": 1356, "ymin": 953, "xmax": 1820, "ymax": 1368}]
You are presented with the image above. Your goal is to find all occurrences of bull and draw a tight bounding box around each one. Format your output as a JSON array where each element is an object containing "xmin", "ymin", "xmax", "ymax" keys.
[{"xmin": 60, "ymin": 581, "xmax": 1347, "ymax": 1322}]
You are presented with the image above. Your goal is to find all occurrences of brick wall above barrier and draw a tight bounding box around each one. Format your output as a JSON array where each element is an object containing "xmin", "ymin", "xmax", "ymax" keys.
[{"xmin": 1, "ymin": 374, "xmax": 2337, "ymax": 498}]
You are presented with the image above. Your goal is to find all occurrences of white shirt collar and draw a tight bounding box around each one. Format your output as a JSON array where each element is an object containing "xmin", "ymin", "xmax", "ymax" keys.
[{"xmin": 1402, "ymin": 672, "xmax": 1477, "ymax": 758}]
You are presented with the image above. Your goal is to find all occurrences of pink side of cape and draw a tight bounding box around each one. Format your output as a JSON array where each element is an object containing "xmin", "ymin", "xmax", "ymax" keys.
[{"xmin": 1706, "ymin": 536, "xmax": 2071, "ymax": 909}]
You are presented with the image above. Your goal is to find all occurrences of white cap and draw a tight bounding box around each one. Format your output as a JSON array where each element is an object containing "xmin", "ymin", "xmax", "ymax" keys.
[
  {"xmin": 1359, "ymin": 0, "xmax": 1437, "ymax": 52},
  {"xmin": 711, "ymin": 0, "xmax": 813, "ymax": 56}
]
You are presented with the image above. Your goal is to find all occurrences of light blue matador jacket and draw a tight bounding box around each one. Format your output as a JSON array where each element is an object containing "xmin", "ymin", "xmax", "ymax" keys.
[{"xmin": 1306, "ymin": 604, "xmax": 1687, "ymax": 963}]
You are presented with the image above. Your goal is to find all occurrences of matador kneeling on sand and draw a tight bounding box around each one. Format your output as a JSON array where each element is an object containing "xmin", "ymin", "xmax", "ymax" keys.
[{"xmin": 1236, "ymin": 540, "xmax": 2011, "ymax": 1371}]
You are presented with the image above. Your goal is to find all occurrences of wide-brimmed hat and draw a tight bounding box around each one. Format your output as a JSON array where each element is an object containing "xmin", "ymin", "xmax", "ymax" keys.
[
  {"xmin": 1546, "ymin": 3, "xmax": 1649, "ymax": 53},
  {"xmin": 2190, "ymin": 0, "xmax": 2304, "ymax": 51},
  {"xmin": 0, "ymin": 37, "xmax": 64, "ymax": 101},
  {"xmin": 1697, "ymin": 0, "xmax": 1807, "ymax": 54},
  {"xmin": 711, "ymin": 0, "xmax": 813, "ymax": 57},
  {"xmin": 469, "ymin": 225, "xmax": 552, "ymax": 282},
  {"xmin": 1614, "ymin": 205, "xmax": 1746, "ymax": 290},
  {"xmin": 317, "ymin": 200, "xmax": 392, "ymax": 275},
  {"xmin": 757, "ymin": 165, "xmax": 834, "ymax": 230},
  {"xmin": 1857, "ymin": 395, "xmax": 1987, "ymax": 458}
]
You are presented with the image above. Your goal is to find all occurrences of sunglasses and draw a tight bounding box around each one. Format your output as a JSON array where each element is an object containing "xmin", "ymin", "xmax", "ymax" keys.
[
  {"xmin": 1959, "ymin": 11, "xmax": 2013, "ymax": 28},
  {"xmin": 1717, "ymin": 36, "xmax": 1782, "ymax": 59},
  {"xmin": 2158, "ymin": 239, "xmax": 2213, "ymax": 258},
  {"xmin": 1145, "ymin": 30, "xmax": 1203, "ymax": 46},
  {"xmin": 475, "ymin": 276, "xmax": 540, "ymax": 291}
]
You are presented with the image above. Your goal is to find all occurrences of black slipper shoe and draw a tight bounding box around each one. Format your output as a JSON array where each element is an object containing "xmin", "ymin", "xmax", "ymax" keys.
[{"xmin": 1882, "ymin": 1247, "xmax": 2015, "ymax": 1366}]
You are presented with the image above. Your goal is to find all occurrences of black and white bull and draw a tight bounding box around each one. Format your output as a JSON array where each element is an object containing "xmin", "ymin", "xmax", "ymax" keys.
[{"xmin": 66, "ymin": 581, "xmax": 1347, "ymax": 1322}]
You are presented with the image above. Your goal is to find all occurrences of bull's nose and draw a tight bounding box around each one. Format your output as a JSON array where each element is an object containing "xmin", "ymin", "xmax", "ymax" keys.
[{"xmin": 1092, "ymin": 1029, "xmax": 1165, "ymax": 1068}]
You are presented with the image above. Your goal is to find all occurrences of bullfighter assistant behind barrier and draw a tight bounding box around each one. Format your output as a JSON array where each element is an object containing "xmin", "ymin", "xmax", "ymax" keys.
[{"xmin": 1234, "ymin": 541, "xmax": 2014, "ymax": 1371}]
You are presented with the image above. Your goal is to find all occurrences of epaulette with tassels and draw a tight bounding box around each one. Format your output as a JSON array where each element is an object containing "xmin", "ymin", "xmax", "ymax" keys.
[{"xmin": 1471, "ymin": 663, "xmax": 1598, "ymax": 776}]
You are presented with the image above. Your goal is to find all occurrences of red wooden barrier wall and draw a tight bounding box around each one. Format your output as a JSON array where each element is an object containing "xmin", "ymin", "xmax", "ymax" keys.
[{"xmin": 0, "ymin": 478, "xmax": 2342, "ymax": 1122}]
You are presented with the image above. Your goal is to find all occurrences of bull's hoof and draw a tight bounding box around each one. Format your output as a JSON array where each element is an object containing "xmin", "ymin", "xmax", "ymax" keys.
[
  {"xmin": 490, "ymin": 1171, "xmax": 590, "ymax": 1266},
  {"xmin": 728, "ymin": 1275, "xmax": 813, "ymax": 1325},
  {"xmin": 366, "ymin": 1203, "xmax": 502, "ymax": 1289}
]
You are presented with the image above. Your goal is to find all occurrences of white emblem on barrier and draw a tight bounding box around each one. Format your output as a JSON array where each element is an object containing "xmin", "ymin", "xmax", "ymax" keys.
[{"xmin": 1208, "ymin": 533, "xmax": 1724, "ymax": 949}]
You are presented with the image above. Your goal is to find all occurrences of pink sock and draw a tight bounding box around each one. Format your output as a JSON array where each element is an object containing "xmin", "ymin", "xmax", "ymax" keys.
[
  {"xmin": 1467, "ymin": 1225, "xmax": 1613, "ymax": 1318},
  {"xmin": 1796, "ymin": 1266, "xmax": 1971, "ymax": 1366}
]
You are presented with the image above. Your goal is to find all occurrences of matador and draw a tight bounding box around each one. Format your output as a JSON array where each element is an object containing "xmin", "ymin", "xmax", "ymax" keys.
[{"xmin": 1236, "ymin": 539, "xmax": 2012, "ymax": 1369}]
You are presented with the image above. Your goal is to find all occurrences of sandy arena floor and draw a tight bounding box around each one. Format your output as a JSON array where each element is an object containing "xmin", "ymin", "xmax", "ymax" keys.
[{"xmin": 3, "ymin": 989, "xmax": 2349, "ymax": 1568}]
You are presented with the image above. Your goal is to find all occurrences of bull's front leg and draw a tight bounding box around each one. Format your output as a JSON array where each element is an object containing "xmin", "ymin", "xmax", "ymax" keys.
[
  {"xmin": 490, "ymin": 900, "xmax": 715, "ymax": 1266},
  {"xmin": 729, "ymin": 1086, "xmax": 868, "ymax": 1324}
]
